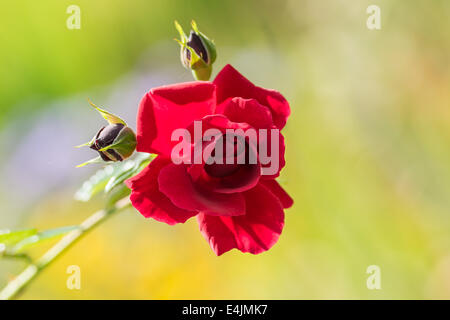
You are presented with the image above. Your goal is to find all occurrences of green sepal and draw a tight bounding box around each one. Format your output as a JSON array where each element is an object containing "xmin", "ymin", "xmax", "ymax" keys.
[
  {"xmin": 87, "ymin": 98, "xmax": 126, "ymax": 125},
  {"xmin": 174, "ymin": 20, "xmax": 187, "ymax": 41},
  {"xmin": 101, "ymin": 150, "xmax": 121, "ymax": 162},
  {"xmin": 175, "ymin": 38, "xmax": 207, "ymax": 70},
  {"xmin": 74, "ymin": 136, "xmax": 95, "ymax": 149},
  {"xmin": 76, "ymin": 156, "xmax": 103, "ymax": 168},
  {"xmin": 191, "ymin": 20, "xmax": 216, "ymax": 64},
  {"xmin": 187, "ymin": 46, "xmax": 208, "ymax": 70}
]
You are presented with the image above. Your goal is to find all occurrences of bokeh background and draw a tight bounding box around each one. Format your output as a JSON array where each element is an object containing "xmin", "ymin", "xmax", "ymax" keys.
[{"xmin": 0, "ymin": 0, "xmax": 449, "ymax": 299}]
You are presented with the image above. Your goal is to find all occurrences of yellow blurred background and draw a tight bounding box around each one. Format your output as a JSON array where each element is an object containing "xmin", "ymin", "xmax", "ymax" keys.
[{"xmin": 0, "ymin": 0, "xmax": 449, "ymax": 299}]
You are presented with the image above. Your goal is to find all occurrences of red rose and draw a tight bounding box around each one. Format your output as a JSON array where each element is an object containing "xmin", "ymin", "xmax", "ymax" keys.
[{"xmin": 126, "ymin": 65, "xmax": 293, "ymax": 255}]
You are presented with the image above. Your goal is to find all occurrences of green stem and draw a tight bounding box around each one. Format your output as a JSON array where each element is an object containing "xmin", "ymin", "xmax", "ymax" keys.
[{"xmin": 0, "ymin": 197, "xmax": 131, "ymax": 300}]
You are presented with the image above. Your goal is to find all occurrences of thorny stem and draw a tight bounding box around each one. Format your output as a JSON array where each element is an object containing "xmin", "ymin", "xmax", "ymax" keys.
[{"xmin": 0, "ymin": 197, "xmax": 131, "ymax": 300}]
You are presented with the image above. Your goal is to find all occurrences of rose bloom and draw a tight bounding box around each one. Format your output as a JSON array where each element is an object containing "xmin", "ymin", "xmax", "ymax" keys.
[{"xmin": 126, "ymin": 65, "xmax": 293, "ymax": 255}]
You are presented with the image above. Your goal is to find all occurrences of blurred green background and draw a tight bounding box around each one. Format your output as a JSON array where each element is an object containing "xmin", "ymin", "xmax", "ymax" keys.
[{"xmin": 1, "ymin": 0, "xmax": 450, "ymax": 299}]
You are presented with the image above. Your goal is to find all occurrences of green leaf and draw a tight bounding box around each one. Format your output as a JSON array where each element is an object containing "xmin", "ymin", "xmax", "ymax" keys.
[
  {"xmin": 104, "ymin": 153, "xmax": 152, "ymax": 193},
  {"xmin": 104, "ymin": 154, "xmax": 152, "ymax": 208},
  {"xmin": 75, "ymin": 153, "xmax": 153, "ymax": 202},
  {"xmin": 10, "ymin": 226, "xmax": 80, "ymax": 253},
  {"xmin": 74, "ymin": 164, "xmax": 117, "ymax": 201},
  {"xmin": 0, "ymin": 229, "xmax": 37, "ymax": 246},
  {"xmin": 106, "ymin": 184, "xmax": 131, "ymax": 210}
]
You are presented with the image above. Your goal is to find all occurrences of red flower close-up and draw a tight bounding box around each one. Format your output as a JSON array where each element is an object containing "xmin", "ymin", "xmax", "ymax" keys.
[
  {"xmin": 4, "ymin": 2, "xmax": 448, "ymax": 303},
  {"xmin": 126, "ymin": 64, "xmax": 293, "ymax": 255}
]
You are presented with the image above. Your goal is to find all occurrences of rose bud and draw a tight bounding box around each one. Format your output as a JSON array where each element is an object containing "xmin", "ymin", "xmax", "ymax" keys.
[
  {"xmin": 89, "ymin": 124, "xmax": 136, "ymax": 162},
  {"xmin": 175, "ymin": 20, "xmax": 217, "ymax": 81},
  {"xmin": 76, "ymin": 99, "xmax": 137, "ymax": 167}
]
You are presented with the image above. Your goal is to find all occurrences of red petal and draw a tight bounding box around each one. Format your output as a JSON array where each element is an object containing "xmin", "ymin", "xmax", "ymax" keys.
[
  {"xmin": 185, "ymin": 114, "xmax": 262, "ymax": 193},
  {"xmin": 214, "ymin": 65, "xmax": 290, "ymax": 129},
  {"xmin": 136, "ymin": 81, "xmax": 216, "ymax": 157},
  {"xmin": 260, "ymin": 180, "xmax": 293, "ymax": 209},
  {"xmin": 158, "ymin": 162, "xmax": 246, "ymax": 216},
  {"xmin": 188, "ymin": 159, "xmax": 261, "ymax": 194},
  {"xmin": 125, "ymin": 156, "xmax": 197, "ymax": 225},
  {"xmin": 197, "ymin": 183, "xmax": 285, "ymax": 255},
  {"xmin": 216, "ymin": 97, "xmax": 274, "ymax": 129},
  {"xmin": 187, "ymin": 114, "xmax": 253, "ymax": 136}
]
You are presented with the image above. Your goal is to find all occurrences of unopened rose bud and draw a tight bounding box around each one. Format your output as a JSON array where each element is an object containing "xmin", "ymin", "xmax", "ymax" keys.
[
  {"xmin": 175, "ymin": 20, "xmax": 216, "ymax": 81},
  {"xmin": 76, "ymin": 100, "xmax": 137, "ymax": 167},
  {"xmin": 90, "ymin": 123, "xmax": 136, "ymax": 162}
]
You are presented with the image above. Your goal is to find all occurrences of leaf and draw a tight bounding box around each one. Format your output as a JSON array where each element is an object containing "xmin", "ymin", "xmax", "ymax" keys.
[
  {"xmin": 104, "ymin": 153, "xmax": 152, "ymax": 193},
  {"xmin": 106, "ymin": 184, "xmax": 131, "ymax": 210},
  {"xmin": 74, "ymin": 164, "xmax": 116, "ymax": 201},
  {"xmin": 75, "ymin": 153, "xmax": 153, "ymax": 202},
  {"xmin": 0, "ymin": 229, "xmax": 37, "ymax": 246},
  {"xmin": 104, "ymin": 154, "xmax": 152, "ymax": 208},
  {"xmin": 87, "ymin": 98, "xmax": 126, "ymax": 125},
  {"xmin": 10, "ymin": 226, "xmax": 80, "ymax": 253}
]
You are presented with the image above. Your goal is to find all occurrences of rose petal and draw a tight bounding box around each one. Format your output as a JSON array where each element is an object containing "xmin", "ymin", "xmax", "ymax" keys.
[
  {"xmin": 187, "ymin": 114, "xmax": 284, "ymax": 180},
  {"xmin": 188, "ymin": 160, "xmax": 261, "ymax": 195},
  {"xmin": 214, "ymin": 65, "xmax": 290, "ymax": 129},
  {"xmin": 136, "ymin": 81, "xmax": 216, "ymax": 157},
  {"xmin": 260, "ymin": 180, "xmax": 293, "ymax": 209},
  {"xmin": 216, "ymin": 97, "xmax": 274, "ymax": 129},
  {"xmin": 197, "ymin": 183, "xmax": 285, "ymax": 255},
  {"xmin": 186, "ymin": 114, "xmax": 262, "ymax": 193},
  {"xmin": 187, "ymin": 114, "xmax": 253, "ymax": 136},
  {"xmin": 158, "ymin": 162, "xmax": 246, "ymax": 216},
  {"xmin": 125, "ymin": 156, "xmax": 197, "ymax": 225}
]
